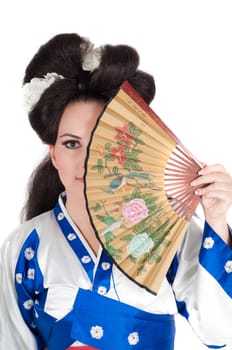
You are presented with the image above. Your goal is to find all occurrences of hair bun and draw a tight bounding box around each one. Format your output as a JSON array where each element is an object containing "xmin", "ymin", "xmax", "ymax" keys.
[{"xmin": 23, "ymin": 33, "xmax": 156, "ymax": 143}]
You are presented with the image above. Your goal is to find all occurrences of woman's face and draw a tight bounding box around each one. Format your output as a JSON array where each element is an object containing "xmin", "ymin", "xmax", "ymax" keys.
[{"xmin": 50, "ymin": 100, "xmax": 104, "ymax": 197}]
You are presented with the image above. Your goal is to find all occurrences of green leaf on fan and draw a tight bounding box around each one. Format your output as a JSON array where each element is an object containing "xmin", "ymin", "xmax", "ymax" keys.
[{"xmin": 120, "ymin": 234, "xmax": 134, "ymax": 242}]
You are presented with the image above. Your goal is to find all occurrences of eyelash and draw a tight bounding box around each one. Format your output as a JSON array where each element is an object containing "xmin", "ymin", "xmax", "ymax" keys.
[{"xmin": 62, "ymin": 140, "xmax": 81, "ymax": 149}]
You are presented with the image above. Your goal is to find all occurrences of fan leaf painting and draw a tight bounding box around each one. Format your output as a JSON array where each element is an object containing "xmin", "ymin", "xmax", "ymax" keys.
[{"xmin": 85, "ymin": 81, "xmax": 202, "ymax": 294}]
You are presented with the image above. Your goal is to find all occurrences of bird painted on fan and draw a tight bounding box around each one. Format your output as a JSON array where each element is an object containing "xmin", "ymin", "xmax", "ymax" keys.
[{"xmin": 102, "ymin": 172, "xmax": 160, "ymax": 193}]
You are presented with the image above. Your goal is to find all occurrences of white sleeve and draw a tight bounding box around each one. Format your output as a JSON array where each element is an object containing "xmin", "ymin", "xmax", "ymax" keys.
[
  {"xmin": 0, "ymin": 233, "xmax": 38, "ymax": 349},
  {"xmin": 172, "ymin": 216, "xmax": 232, "ymax": 349}
]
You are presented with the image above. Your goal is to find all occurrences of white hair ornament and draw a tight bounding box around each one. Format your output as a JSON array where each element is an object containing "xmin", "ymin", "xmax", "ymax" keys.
[
  {"xmin": 22, "ymin": 41, "xmax": 102, "ymax": 113},
  {"xmin": 81, "ymin": 43, "xmax": 102, "ymax": 72},
  {"xmin": 22, "ymin": 72, "xmax": 64, "ymax": 112}
]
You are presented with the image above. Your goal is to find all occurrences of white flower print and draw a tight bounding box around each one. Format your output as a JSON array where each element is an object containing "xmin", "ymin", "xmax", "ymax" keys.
[
  {"xmin": 128, "ymin": 331, "xmax": 139, "ymax": 345},
  {"xmin": 203, "ymin": 237, "xmax": 215, "ymax": 249},
  {"xmin": 101, "ymin": 262, "xmax": 111, "ymax": 270},
  {"xmin": 90, "ymin": 325, "xmax": 104, "ymax": 339},
  {"xmin": 81, "ymin": 255, "xmax": 91, "ymax": 264},
  {"xmin": 23, "ymin": 299, "xmax": 34, "ymax": 310},
  {"xmin": 97, "ymin": 286, "xmax": 107, "ymax": 295},
  {"xmin": 24, "ymin": 247, "xmax": 35, "ymax": 260},
  {"xmin": 31, "ymin": 321, "xmax": 37, "ymax": 329},
  {"xmin": 27, "ymin": 268, "xmax": 35, "ymax": 280},
  {"xmin": 67, "ymin": 233, "xmax": 77, "ymax": 241},
  {"xmin": 15, "ymin": 273, "xmax": 23, "ymax": 284},
  {"xmin": 57, "ymin": 212, "xmax": 64, "ymax": 221},
  {"xmin": 224, "ymin": 260, "xmax": 232, "ymax": 273}
]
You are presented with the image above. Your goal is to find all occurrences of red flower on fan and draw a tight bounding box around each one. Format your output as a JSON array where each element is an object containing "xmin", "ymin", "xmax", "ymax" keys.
[
  {"xmin": 110, "ymin": 145, "xmax": 127, "ymax": 165},
  {"xmin": 115, "ymin": 124, "xmax": 135, "ymax": 146}
]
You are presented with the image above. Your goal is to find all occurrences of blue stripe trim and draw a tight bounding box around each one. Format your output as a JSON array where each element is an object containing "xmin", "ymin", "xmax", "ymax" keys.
[
  {"xmin": 206, "ymin": 344, "xmax": 226, "ymax": 348},
  {"xmin": 199, "ymin": 222, "xmax": 232, "ymax": 298},
  {"xmin": 166, "ymin": 254, "xmax": 178, "ymax": 285},
  {"xmin": 175, "ymin": 300, "xmax": 189, "ymax": 319},
  {"xmin": 92, "ymin": 250, "xmax": 113, "ymax": 294},
  {"xmin": 54, "ymin": 198, "xmax": 113, "ymax": 294},
  {"xmin": 54, "ymin": 201, "xmax": 95, "ymax": 282}
]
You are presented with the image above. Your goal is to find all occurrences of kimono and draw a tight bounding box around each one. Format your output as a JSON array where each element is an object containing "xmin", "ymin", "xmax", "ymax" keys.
[{"xmin": 0, "ymin": 193, "xmax": 232, "ymax": 349}]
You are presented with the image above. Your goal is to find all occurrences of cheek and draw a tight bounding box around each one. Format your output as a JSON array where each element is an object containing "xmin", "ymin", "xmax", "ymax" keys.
[
  {"xmin": 51, "ymin": 147, "xmax": 68, "ymax": 174},
  {"xmin": 54, "ymin": 150, "xmax": 82, "ymax": 176},
  {"xmin": 56, "ymin": 156, "xmax": 73, "ymax": 174},
  {"xmin": 51, "ymin": 144, "xmax": 86, "ymax": 180},
  {"xmin": 55, "ymin": 157, "xmax": 75, "ymax": 188}
]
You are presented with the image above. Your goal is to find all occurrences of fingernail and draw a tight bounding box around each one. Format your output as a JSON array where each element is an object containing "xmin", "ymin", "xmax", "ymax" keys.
[{"xmin": 195, "ymin": 189, "xmax": 202, "ymax": 195}]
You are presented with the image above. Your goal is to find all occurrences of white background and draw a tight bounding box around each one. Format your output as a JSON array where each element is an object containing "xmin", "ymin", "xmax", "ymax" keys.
[{"xmin": 0, "ymin": 1, "xmax": 231, "ymax": 349}]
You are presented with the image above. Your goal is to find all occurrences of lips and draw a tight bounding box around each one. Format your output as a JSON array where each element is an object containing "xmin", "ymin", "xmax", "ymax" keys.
[{"xmin": 75, "ymin": 177, "xmax": 84, "ymax": 182}]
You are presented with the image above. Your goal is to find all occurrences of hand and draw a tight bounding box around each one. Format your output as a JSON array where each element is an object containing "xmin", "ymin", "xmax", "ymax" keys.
[{"xmin": 191, "ymin": 164, "xmax": 232, "ymax": 244}]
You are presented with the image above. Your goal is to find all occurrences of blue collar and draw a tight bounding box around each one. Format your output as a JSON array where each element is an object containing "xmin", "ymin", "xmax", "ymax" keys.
[{"xmin": 53, "ymin": 196, "xmax": 113, "ymax": 294}]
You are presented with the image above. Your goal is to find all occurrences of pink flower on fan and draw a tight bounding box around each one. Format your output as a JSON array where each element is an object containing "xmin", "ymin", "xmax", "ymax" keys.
[
  {"xmin": 115, "ymin": 124, "xmax": 134, "ymax": 146},
  {"xmin": 122, "ymin": 198, "xmax": 148, "ymax": 224}
]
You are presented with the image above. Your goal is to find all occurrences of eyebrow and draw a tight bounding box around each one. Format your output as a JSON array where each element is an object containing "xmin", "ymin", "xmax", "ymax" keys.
[{"xmin": 59, "ymin": 133, "xmax": 81, "ymax": 139}]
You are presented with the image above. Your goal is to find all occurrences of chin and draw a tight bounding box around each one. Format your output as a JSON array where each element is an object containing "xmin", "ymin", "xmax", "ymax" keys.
[{"xmin": 75, "ymin": 178, "xmax": 84, "ymax": 183}]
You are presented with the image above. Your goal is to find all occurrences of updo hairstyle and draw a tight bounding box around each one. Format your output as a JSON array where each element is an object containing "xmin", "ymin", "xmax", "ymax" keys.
[{"xmin": 22, "ymin": 33, "xmax": 156, "ymax": 220}]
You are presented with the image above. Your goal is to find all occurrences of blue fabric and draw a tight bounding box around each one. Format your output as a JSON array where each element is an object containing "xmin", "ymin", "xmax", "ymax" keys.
[
  {"xmin": 34, "ymin": 302, "xmax": 56, "ymax": 344},
  {"xmin": 199, "ymin": 222, "xmax": 232, "ymax": 298},
  {"xmin": 175, "ymin": 300, "xmax": 189, "ymax": 320},
  {"xmin": 206, "ymin": 345, "xmax": 226, "ymax": 349},
  {"xmin": 166, "ymin": 254, "xmax": 178, "ymax": 286},
  {"xmin": 14, "ymin": 229, "xmax": 45, "ymax": 349},
  {"xmin": 71, "ymin": 288, "xmax": 175, "ymax": 350},
  {"xmin": 46, "ymin": 310, "xmax": 76, "ymax": 350},
  {"xmin": 34, "ymin": 288, "xmax": 175, "ymax": 350}
]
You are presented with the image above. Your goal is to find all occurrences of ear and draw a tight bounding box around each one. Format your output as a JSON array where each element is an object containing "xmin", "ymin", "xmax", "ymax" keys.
[{"xmin": 49, "ymin": 145, "xmax": 58, "ymax": 169}]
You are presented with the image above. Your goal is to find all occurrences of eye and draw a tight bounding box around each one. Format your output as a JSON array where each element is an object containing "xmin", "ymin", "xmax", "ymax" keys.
[{"xmin": 62, "ymin": 140, "xmax": 81, "ymax": 149}]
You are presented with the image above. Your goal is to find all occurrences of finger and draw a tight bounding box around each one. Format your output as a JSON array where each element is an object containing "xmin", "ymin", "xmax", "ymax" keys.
[
  {"xmin": 198, "ymin": 164, "xmax": 227, "ymax": 175},
  {"xmin": 199, "ymin": 161, "xmax": 207, "ymax": 168},
  {"xmin": 196, "ymin": 189, "xmax": 232, "ymax": 202},
  {"xmin": 195, "ymin": 182, "xmax": 231, "ymax": 194},
  {"xmin": 191, "ymin": 173, "xmax": 231, "ymax": 186}
]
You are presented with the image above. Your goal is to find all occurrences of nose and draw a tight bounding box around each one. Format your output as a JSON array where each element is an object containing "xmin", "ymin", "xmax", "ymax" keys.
[
  {"xmin": 76, "ymin": 147, "xmax": 88, "ymax": 177},
  {"xmin": 80, "ymin": 146, "xmax": 88, "ymax": 164}
]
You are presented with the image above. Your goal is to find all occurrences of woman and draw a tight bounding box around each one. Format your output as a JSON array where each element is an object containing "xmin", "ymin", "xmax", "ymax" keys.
[{"xmin": 0, "ymin": 33, "xmax": 232, "ymax": 349}]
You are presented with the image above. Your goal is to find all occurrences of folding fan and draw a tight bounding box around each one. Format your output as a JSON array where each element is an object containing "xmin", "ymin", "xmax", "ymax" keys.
[{"xmin": 85, "ymin": 81, "xmax": 203, "ymax": 295}]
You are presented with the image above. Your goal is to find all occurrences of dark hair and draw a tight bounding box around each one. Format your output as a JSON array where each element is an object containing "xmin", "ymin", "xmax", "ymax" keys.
[{"xmin": 22, "ymin": 33, "xmax": 156, "ymax": 220}]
